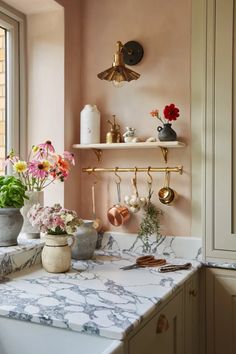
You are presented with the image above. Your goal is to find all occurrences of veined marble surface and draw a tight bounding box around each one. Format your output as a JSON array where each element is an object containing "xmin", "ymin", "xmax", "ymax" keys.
[
  {"xmin": 99, "ymin": 232, "xmax": 202, "ymax": 261},
  {"xmin": 204, "ymin": 261, "xmax": 236, "ymax": 269},
  {"xmin": 0, "ymin": 232, "xmax": 202, "ymax": 341},
  {"xmin": 0, "ymin": 236, "xmax": 43, "ymax": 276}
]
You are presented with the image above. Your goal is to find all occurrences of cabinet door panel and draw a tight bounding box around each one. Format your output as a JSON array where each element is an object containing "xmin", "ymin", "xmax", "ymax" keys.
[
  {"xmin": 206, "ymin": 268, "xmax": 236, "ymax": 354},
  {"xmin": 129, "ymin": 290, "xmax": 183, "ymax": 354},
  {"xmin": 184, "ymin": 272, "xmax": 199, "ymax": 354},
  {"xmin": 206, "ymin": 0, "xmax": 236, "ymax": 259}
]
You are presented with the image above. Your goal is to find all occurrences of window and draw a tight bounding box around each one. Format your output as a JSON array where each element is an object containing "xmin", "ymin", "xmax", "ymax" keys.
[
  {"xmin": 0, "ymin": 5, "xmax": 26, "ymax": 174},
  {"xmin": 0, "ymin": 26, "xmax": 6, "ymax": 173}
]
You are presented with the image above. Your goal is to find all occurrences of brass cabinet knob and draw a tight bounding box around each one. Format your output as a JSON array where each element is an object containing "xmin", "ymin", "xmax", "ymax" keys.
[
  {"xmin": 189, "ymin": 289, "xmax": 197, "ymax": 297},
  {"xmin": 156, "ymin": 314, "xmax": 169, "ymax": 334}
]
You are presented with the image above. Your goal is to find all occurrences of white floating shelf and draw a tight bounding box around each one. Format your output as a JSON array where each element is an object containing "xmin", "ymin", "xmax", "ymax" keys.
[{"xmin": 72, "ymin": 141, "xmax": 185, "ymax": 150}]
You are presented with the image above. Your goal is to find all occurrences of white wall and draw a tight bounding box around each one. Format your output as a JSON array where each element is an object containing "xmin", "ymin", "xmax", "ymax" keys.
[{"xmin": 27, "ymin": 8, "xmax": 64, "ymax": 206}]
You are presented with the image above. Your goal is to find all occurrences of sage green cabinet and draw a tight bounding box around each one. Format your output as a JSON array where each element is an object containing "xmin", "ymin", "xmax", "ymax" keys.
[
  {"xmin": 204, "ymin": 0, "xmax": 236, "ymax": 261},
  {"xmin": 128, "ymin": 290, "xmax": 184, "ymax": 354},
  {"xmin": 206, "ymin": 268, "xmax": 236, "ymax": 354},
  {"xmin": 184, "ymin": 272, "xmax": 200, "ymax": 354}
]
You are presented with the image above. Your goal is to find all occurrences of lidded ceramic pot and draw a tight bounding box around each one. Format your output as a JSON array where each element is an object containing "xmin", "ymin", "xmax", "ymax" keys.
[{"xmin": 80, "ymin": 104, "xmax": 100, "ymax": 144}]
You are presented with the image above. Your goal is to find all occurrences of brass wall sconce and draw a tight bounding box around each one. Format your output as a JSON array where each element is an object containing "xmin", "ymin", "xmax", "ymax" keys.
[{"xmin": 97, "ymin": 40, "xmax": 144, "ymax": 87}]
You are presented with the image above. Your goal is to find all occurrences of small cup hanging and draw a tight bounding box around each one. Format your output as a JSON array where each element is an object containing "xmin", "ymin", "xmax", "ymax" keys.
[{"xmin": 158, "ymin": 171, "xmax": 176, "ymax": 205}]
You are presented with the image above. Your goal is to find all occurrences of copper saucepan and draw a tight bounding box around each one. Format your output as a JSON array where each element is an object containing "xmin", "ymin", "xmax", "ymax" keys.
[
  {"xmin": 107, "ymin": 170, "xmax": 130, "ymax": 226},
  {"xmin": 107, "ymin": 204, "xmax": 130, "ymax": 226}
]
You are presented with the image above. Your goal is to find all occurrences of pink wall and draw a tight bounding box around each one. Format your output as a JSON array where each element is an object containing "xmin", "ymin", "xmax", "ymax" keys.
[
  {"xmin": 61, "ymin": 0, "xmax": 192, "ymax": 236},
  {"xmin": 56, "ymin": 0, "xmax": 83, "ymax": 213}
]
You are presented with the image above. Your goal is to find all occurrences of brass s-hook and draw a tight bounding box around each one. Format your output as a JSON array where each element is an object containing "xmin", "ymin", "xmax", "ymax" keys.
[
  {"xmin": 147, "ymin": 166, "xmax": 153, "ymax": 185},
  {"xmin": 147, "ymin": 166, "xmax": 153, "ymax": 202},
  {"xmin": 134, "ymin": 166, "xmax": 138, "ymax": 182},
  {"xmin": 91, "ymin": 167, "xmax": 100, "ymax": 185},
  {"xmin": 114, "ymin": 167, "xmax": 121, "ymax": 184}
]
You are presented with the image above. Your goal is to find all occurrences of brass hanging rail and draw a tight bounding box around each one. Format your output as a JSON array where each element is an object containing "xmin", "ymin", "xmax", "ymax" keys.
[{"xmin": 82, "ymin": 166, "xmax": 183, "ymax": 174}]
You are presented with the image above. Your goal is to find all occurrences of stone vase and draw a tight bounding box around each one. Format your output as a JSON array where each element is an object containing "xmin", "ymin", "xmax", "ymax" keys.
[
  {"xmin": 20, "ymin": 191, "xmax": 44, "ymax": 239},
  {"xmin": 71, "ymin": 220, "xmax": 98, "ymax": 260},
  {"xmin": 0, "ymin": 208, "xmax": 23, "ymax": 246},
  {"xmin": 157, "ymin": 123, "xmax": 177, "ymax": 141},
  {"xmin": 42, "ymin": 234, "xmax": 74, "ymax": 273}
]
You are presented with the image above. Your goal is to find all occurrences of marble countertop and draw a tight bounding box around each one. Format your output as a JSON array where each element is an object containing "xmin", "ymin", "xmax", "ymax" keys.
[
  {"xmin": 0, "ymin": 236, "xmax": 43, "ymax": 276},
  {"xmin": 0, "ymin": 246, "xmax": 201, "ymax": 341}
]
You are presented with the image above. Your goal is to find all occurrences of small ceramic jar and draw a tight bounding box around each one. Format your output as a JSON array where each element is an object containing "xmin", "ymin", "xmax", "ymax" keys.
[{"xmin": 71, "ymin": 220, "xmax": 98, "ymax": 260}]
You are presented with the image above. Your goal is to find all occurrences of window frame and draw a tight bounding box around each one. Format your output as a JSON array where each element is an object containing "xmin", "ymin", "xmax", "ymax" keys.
[{"xmin": 0, "ymin": 1, "xmax": 26, "ymax": 165}]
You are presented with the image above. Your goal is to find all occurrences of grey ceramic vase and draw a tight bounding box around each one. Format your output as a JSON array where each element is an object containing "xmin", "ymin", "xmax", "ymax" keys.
[
  {"xmin": 0, "ymin": 208, "xmax": 23, "ymax": 246},
  {"xmin": 71, "ymin": 220, "xmax": 98, "ymax": 260},
  {"xmin": 157, "ymin": 123, "xmax": 177, "ymax": 141}
]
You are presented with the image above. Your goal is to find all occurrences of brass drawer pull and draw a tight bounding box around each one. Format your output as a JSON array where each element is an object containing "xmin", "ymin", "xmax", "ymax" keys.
[
  {"xmin": 156, "ymin": 314, "xmax": 169, "ymax": 333},
  {"xmin": 189, "ymin": 289, "xmax": 197, "ymax": 297}
]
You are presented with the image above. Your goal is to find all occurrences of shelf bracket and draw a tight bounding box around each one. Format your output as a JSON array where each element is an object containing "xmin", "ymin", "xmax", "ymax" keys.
[
  {"xmin": 160, "ymin": 147, "xmax": 168, "ymax": 163},
  {"xmin": 92, "ymin": 149, "xmax": 102, "ymax": 162}
]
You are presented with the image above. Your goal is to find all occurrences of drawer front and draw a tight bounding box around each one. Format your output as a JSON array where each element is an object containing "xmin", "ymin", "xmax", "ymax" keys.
[{"xmin": 129, "ymin": 290, "xmax": 184, "ymax": 354}]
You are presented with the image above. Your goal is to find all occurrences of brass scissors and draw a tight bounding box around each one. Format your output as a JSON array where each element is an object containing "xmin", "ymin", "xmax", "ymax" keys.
[{"xmin": 120, "ymin": 255, "xmax": 166, "ymax": 270}]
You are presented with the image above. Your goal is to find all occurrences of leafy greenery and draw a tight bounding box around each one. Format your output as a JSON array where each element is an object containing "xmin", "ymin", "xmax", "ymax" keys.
[
  {"xmin": 138, "ymin": 202, "xmax": 162, "ymax": 238},
  {"xmin": 138, "ymin": 189, "xmax": 162, "ymax": 252},
  {"xmin": 0, "ymin": 176, "xmax": 28, "ymax": 208}
]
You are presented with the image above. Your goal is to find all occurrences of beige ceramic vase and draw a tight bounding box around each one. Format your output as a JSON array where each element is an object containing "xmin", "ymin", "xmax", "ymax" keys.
[
  {"xmin": 42, "ymin": 234, "xmax": 74, "ymax": 273},
  {"xmin": 20, "ymin": 191, "xmax": 44, "ymax": 239}
]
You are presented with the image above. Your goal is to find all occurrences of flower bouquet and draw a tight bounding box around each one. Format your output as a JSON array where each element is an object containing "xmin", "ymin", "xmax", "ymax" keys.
[
  {"xmin": 5, "ymin": 140, "xmax": 75, "ymax": 191},
  {"xmin": 27, "ymin": 203, "xmax": 82, "ymax": 235},
  {"xmin": 5, "ymin": 141, "xmax": 75, "ymax": 238},
  {"xmin": 27, "ymin": 204, "xmax": 83, "ymax": 273},
  {"xmin": 150, "ymin": 103, "xmax": 180, "ymax": 141}
]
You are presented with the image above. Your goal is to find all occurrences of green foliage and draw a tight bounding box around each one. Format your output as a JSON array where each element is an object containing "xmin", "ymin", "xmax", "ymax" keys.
[
  {"xmin": 0, "ymin": 175, "xmax": 27, "ymax": 208},
  {"xmin": 138, "ymin": 200, "xmax": 162, "ymax": 245}
]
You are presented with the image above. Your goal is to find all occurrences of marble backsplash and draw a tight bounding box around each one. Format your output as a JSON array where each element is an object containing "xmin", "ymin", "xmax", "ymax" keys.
[
  {"xmin": 0, "ymin": 231, "xmax": 202, "ymax": 277},
  {"xmin": 98, "ymin": 232, "xmax": 202, "ymax": 261}
]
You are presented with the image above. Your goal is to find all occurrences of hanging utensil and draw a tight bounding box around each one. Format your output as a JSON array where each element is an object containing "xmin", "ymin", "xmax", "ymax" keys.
[
  {"xmin": 124, "ymin": 167, "xmax": 147, "ymax": 213},
  {"xmin": 91, "ymin": 183, "xmax": 102, "ymax": 231},
  {"xmin": 107, "ymin": 168, "xmax": 130, "ymax": 226},
  {"xmin": 146, "ymin": 166, "xmax": 153, "ymax": 202},
  {"xmin": 90, "ymin": 168, "xmax": 102, "ymax": 231},
  {"xmin": 158, "ymin": 171, "xmax": 176, "ymax": 205}
]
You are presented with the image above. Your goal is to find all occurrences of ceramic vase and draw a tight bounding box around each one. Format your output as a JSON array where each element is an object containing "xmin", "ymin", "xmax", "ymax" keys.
[
  {"xmin": 80, "ymin": 104, "xmax": 100, "ymax": 144},
  {"xmin": 42, "ymin": 234, "xmax": 74, "ymax": 273},
  {"xmin": 157, "ymin": 123, "xmax": 177, "ymax": 141},
  {"xmin": 71, "ymin": 220, "xmax": 98, "ymax": 260},
  {"xmin": 20, "ymin": 191, "xmax": 44, "ymax": 239},
  {"xmin": 0, "ymin": 208, "xmax": 23, "ymax": 246}
]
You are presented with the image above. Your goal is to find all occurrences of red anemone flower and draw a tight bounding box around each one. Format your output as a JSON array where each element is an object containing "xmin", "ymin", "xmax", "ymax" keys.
[{"xmin": 163, "ymin": 104, "xmax": 180, "ymax": 121}]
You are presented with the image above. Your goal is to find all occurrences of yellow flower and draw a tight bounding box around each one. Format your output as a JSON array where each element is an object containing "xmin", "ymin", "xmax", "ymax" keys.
[
  {"xmin": 32, "ymin": 145, "xmax": 39, "ymax": 153},
  {"xmin": 13, "ymin": 160, "xmax": 27, "ymax": 173},
  {"xmin": 42, "ymin": 160, "xmax": 50, "ymax": 171}
]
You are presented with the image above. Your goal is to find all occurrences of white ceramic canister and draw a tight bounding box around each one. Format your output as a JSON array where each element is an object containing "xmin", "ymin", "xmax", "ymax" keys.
[{"xmin": 80, "ymin": 104, "xmax": 100, "ymax": 144}]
